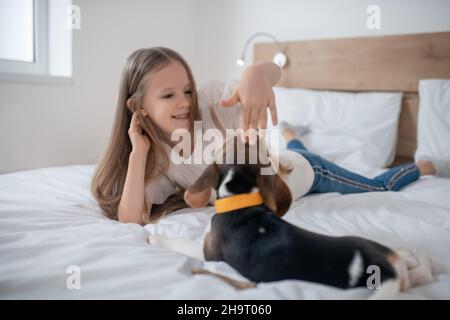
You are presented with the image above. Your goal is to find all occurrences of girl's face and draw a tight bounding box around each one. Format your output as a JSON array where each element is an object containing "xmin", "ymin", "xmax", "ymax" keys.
[{"xmin": 141, "ymin": 60, "xmax": 193, "ymax": 137}]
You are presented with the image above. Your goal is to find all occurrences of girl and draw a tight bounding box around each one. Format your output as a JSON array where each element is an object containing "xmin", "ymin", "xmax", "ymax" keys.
[
  {"xmin": 91, "ymin": 47, "xmax": 279, "ymax": 225},
  {"xmin": 91, "ymin": 47, "xmax": 438, "ymax": 225}
]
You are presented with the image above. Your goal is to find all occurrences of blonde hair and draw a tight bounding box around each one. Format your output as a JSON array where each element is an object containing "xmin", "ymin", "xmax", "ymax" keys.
[{"xmin": 91, "ymin": 47, "xmax": 201, "ymax": 224}]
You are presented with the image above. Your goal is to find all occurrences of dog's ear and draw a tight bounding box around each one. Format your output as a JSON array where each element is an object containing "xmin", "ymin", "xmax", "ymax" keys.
[
  {"xmin": 257, "ymin": 173, "xmax": 292, "ymax": 218},
  {"xmin": 184, "ymin": 164, "xmax": 219, "ymax": 208}
]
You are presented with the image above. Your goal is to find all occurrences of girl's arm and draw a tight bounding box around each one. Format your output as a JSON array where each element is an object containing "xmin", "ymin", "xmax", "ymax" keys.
[
  {"xmin": 220, "ymin": 62, "xmax": 282, "ymax": 144},
  {"xmin": 117, "ymin": 151, "xmax": 149, "ymax": 224},
  {"xmin": 117, "ymin": 111, "xmax": 151, "ymax": 224}
]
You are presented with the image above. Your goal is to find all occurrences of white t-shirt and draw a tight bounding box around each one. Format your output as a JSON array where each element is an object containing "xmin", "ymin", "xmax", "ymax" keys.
[{"xmin": 144, "ymin": 80, "xmax": 315, "ymax": 208}]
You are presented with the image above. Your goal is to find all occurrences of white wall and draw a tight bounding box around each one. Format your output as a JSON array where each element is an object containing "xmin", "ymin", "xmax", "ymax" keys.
[
  {"xmin": 0, "ymin": 0, "xmax": 200, "ymax": 173},
  {"xmin": 1, "ymin": 0, "xmax": 450, "ymax": 173}
]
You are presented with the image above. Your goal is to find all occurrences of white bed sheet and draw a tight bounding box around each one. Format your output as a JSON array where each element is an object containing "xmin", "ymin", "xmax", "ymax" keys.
[{"xmin": 0, "ymin": 165, "xmax": 449, "ymax": 299}]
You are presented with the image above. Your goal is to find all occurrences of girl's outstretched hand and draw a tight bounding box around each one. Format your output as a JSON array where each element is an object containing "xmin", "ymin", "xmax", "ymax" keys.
[
  {"xmin": 129, "ymin": 111, "xmax": 151, "ymax": 156},
  {"xmin": 220, "ymin": 63, "xmax": 279, "ymax": 145}
]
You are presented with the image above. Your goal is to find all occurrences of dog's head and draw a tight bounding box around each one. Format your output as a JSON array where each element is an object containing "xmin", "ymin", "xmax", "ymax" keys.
[{"xmin": 184, "ymin": 135, "xmax": 292, "ymax": 217}]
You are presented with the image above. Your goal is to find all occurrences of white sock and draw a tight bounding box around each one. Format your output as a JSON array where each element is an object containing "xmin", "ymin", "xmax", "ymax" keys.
[
  {"xmin": 432, "ymin": 158, "xmax": 450, "ymax": 178},
  {"xmin": 418, "ymin": 156, "xmax": 450, "ymax": 178},
  {"xmin": 278, "ymin": 121, "xmax": 309, "ymax": 136}
]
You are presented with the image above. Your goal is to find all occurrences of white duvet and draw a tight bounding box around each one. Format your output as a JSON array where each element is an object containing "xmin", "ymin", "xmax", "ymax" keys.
[{"xmin": 0, "ymin": 165, "xmax": 449, "ymax": 299}]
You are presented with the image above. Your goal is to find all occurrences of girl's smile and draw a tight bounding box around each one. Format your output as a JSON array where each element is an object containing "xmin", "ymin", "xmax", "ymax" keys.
[{"xmin": 171, "ymin": 111, "xmax": 190, "ymax": 120}]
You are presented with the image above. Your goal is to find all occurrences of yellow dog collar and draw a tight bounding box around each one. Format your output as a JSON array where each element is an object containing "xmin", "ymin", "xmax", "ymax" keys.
[{"xmin": 214, "ymin": 191, "xmax": 264, "ymax": 214}]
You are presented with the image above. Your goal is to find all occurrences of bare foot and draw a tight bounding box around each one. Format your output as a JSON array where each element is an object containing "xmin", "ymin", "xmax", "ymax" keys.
[
  {"xmin": 416, "ymin": 160, "xmax": 436, "ymax": 176},
  {"xmin": 282, "ymin": 127, "xmax": 296, "ymax": 142}
]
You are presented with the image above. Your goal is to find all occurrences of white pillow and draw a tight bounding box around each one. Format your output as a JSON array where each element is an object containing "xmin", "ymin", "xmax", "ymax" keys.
[
  {"xmin": 267, "ymin": 87, "xmax": 402, "ymax": 175},
  {"xmin": 415, "ymin": 79, "xmax": 450, "ymax": 162}
]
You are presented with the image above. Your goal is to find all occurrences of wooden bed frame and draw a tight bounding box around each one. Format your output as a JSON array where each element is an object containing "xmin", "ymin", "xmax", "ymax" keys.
[{"xmin": 254, "ymin": 32, "xmax": 450, "ymax": 166}]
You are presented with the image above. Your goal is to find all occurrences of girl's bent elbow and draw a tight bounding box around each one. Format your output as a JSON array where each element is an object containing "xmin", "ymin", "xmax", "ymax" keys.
[
  {"xmin": 119, "ymin": 217, "xmax": 142, "ymax": 225},
  {"xmin": 118, "ymin": 212, "xmax": 143, "ymax": 225}
]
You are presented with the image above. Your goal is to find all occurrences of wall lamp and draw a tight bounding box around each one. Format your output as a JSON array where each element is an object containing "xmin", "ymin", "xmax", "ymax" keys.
[{"xmin": 236, "ymin": 32, "xmax": 288, "ymax": 68}]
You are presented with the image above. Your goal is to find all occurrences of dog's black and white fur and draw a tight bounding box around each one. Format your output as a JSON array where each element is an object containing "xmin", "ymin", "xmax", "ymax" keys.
[{"xmin": 150, "ymin": 137, "xmax": 413, "ymax": 298}]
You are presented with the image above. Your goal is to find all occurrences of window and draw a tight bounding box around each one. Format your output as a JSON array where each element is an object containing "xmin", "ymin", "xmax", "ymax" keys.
[
  {"xmin": 0, "ymin": 0, "xmax": 35, "ymax": 63},
  {"xmin": 0, "ymin": 0, "xmax": 72, "ymax": 84}
]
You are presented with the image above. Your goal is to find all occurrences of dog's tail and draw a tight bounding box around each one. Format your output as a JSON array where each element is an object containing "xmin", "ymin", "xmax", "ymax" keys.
[{"xmin": 191, "ymin": 268, "xmax": 257, "ymax": 290}]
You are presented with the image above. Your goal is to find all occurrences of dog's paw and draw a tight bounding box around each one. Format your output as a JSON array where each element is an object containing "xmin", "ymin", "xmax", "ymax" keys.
[
  {"xmin": 394, "ymin": 247, "xmax": 434, "ymax": 288},
  {"xmin": 408, "ymin": 253, "xmax": 434, "ymax": 287},
  {"xmin": 395, "ymin": 247, "xmax": 419, "ymax": 269}
]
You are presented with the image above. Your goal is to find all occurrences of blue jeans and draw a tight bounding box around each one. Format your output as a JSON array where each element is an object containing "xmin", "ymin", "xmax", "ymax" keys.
[{"xmin": 286, "ymin": 139, "xmax": 420, "ymax": 195}]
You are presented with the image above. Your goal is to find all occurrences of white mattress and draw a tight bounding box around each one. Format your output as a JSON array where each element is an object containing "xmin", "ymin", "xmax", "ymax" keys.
[{"xmin": 0, "ymin": 165, "xmax": 449, "ymax": 299}]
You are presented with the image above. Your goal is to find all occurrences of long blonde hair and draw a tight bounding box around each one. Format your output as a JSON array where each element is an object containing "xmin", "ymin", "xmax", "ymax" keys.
[{"xmin": 91, "ymin": 47, "xmax": 201, "ymax": 224}]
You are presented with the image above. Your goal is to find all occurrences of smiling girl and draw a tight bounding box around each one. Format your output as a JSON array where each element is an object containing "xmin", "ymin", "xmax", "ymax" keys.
[{"xmin": 91, "ymin": 47, "xmax": 280, "ymax": 225}]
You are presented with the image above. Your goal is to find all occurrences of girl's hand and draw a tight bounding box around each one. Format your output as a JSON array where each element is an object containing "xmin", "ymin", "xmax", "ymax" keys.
[
  {"xmin": 128, "ymin": 112, "xmax": 151, "ymax": 156},
  {"xmin": 220, "ymin": 62, "xmax": 280, "ymax": 145}
]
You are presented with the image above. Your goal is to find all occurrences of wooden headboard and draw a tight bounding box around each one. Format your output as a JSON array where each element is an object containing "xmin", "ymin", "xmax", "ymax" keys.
[{"xmin": 254, "ymin": 32, "xmax": 450, "ymax": 166}]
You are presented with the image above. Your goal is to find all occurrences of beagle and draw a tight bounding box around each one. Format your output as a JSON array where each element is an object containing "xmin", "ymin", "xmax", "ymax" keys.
[{"xmin": 150, "ymin": 136, "xmax": 411, "ymax": 298}]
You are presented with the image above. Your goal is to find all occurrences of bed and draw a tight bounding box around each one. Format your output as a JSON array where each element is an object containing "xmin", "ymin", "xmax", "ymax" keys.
[{"xmin": 1, "ymin": 32, "xmax": 450, "ymax": 299}]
